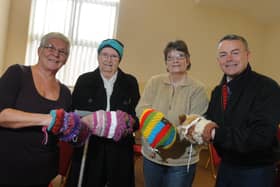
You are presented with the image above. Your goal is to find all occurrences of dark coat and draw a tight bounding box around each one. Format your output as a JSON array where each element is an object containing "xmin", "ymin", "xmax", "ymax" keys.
[
  {"xmin": 207, "ymin": 65, "xmax": 280, "ymax": 166},
  {"xmin": 67, "ymin": 68, "xmax": 140, "ymax": 187}
]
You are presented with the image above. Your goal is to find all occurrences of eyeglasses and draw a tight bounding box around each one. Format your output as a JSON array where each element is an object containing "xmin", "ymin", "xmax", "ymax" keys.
[
  {"xmin": 166, "ymin": 54, "xmax": 187, "ymax": 62},
  {"xmin": 42, "ymin": 44, "xmax": 68, "ymax": 58},
  {"xmin": 100, "ymin": 53, "xmax": 119, "ymax": 61}
]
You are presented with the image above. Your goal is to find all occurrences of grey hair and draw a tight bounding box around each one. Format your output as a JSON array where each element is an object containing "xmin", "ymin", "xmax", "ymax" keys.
[
  {"xmin": 218, "ymin": 34, "xmax": 249, "ymax": 51},
  {"xmin": 39, "ymin": 32, "xmax": 70, "ymax": 53}
]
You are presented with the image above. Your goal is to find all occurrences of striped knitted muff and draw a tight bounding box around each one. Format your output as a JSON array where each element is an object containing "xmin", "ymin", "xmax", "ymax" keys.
[{"xmin": 139, "ymin": 109, "xmax": 176, "ymax": 149}]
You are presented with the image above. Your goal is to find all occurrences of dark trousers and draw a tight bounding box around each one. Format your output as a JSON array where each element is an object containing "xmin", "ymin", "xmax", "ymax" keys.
[
  {"xmin": 66, "ymin": 138, "xmax": 135, "ymax": 187},
  {"xmin": 216, "ymin": 161, "xmax": 276, "ymax": 187},
  {"xmin": 0, "ymin": 185, "xmax": 48, "ymax": 187}
]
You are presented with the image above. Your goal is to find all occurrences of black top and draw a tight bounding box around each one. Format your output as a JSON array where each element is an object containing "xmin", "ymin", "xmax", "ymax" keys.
[
  {"xmin": 0, "ymin": 64, "xmax": 71, "ymax": 185},
  {"xmin": 207, "ymin": 65, "xmax": 280, "ymax": 166},
  {"xmin": 71, "ymin": 68, "xmax": 140, "ymax": 157},
  {"xmin": 67, "ymin": 68, "xmax": 140, "ymax": 187},
  {"xmin": 72, "ymin": 68, "xmax": 140, "ymax": 118}
]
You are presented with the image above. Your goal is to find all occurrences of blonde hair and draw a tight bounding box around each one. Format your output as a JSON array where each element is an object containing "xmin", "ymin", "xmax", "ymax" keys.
[{"xmin": 40, "ymin": 32, "xmax": 70, "ymax": 53}]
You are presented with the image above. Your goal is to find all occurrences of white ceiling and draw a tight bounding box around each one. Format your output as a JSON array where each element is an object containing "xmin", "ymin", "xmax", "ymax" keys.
[{"xmin": 194, "ymin": 0, "xmax": 280, "ymax": 24}]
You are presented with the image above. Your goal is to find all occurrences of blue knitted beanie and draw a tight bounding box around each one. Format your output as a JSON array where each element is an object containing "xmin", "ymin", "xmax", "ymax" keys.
[{"xmin": 98, "ymin": 39, "xmax": 124, "ymax": 60}]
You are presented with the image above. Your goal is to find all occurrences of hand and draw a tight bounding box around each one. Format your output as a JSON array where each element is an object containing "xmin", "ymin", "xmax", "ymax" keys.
[
  {"xmin": 80, "ymin": 114, "xmax": 94, "ymax": 130},
  {"xmin": 116, "ymin": 110, "xmax": 135, "ymax": 127},
  {"xmin": 113, "ymin": 110, "xmax": 135, "ymax": 141},
  {"xmin": 80, "ymin": 110, "xmax": 105, "ymax": 131},
  {"xmin": 116, "ymin": 110, "xmax": 128, "ymax": 121},
  {"xmin": 177, "ymin": 115, "xmax": 215, "ymax": 145},
  {"xmin": 202, "ymin": 122, "xmax": 218, "ymax": 143},
  {"xmin": 43, "ymin": 114, "xmax": 53, "ymax": 127}
]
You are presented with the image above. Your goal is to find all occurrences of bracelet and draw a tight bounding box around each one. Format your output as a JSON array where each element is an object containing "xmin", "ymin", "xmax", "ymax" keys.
[
  {"xmin": 48, "ymin": 110, "xmax": 57, "ymax": 131},
  {"xmin": 51, "ymin": 109, "xmax": 65, "ymax": 135}
]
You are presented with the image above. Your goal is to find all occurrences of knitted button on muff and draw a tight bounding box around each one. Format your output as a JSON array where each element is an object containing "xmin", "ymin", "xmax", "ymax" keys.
[{"xmin": 140, "ymin": 109, "xmax": 176, "ymax": 149}]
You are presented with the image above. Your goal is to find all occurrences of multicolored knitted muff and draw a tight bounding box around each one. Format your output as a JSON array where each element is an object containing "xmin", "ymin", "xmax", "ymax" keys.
[{"xmin": 139, "ymin": 109, "xmax": 176, "ymax": 149}]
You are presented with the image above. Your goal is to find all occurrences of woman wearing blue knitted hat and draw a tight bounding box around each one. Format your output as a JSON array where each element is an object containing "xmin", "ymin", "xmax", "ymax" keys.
[{"xmin": 66, "ymin": 39, "xmax": 140, "ymax": 187}]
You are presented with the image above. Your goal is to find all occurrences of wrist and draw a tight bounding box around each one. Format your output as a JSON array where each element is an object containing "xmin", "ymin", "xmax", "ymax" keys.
[
  {"xmin": 211, "ymin": 128, "xmax": 216, "ymax": 140},
  {"xmin": 48, "ymin": 110, "xmax": 56, "ymax": 131}
]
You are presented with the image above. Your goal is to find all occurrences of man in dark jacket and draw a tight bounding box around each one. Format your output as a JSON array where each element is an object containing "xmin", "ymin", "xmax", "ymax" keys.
[{"xmin": 204, "ymin": 34, "xmax": 280, "ymax": 187}]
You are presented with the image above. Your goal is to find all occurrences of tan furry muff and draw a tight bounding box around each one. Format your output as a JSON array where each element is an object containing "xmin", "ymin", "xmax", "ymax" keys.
[{"xmin": 177, "ymin": 114, "xmax": 212, "ymax": 145}]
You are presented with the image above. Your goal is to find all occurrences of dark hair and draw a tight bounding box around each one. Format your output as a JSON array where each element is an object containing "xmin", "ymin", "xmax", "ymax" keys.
[
  {"xmin": 218, "ymin": 34, "xmax": 249, "ymax": 51},
  {"xmin": 163, "ymin": 40, "xmax": 191, "ymax": 70}
]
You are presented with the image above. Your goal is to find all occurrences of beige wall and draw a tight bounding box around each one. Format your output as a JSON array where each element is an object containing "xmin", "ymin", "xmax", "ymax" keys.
[
  {"xmin": 2, "ymin": 0, "xmax": 280, "ymax": 90},
  {"xmin": 3, "ymin": 0, "xmax": 31, "ymax": 74},
  {"xmin": 0, "ymin": 0, "xmax": 11, "ymax": 73},
  {"xmin": 262, "ymin": 24, "xmax": 280, "ymax": 83},
  {"xmin": 117, "ymin": 0, "xmax": 267, "ymax": 91}
]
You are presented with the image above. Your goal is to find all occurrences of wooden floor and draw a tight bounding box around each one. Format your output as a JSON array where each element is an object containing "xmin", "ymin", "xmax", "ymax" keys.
[
  {"xmin": 134, "ymin": 148, "xmax": 216, "ymax": 187},
  {"xmin": 51, "ymin": 148, "xmax": 216, "ymax": 187},
  {"xmin": 193, "ymin": 148, "xmax": 216, "ymax": 187}
]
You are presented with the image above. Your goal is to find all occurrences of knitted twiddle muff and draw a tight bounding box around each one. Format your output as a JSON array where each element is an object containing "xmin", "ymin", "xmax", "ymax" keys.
[
  {"xmin": 177, "ymin": 114, "xmax": 212, "ymax": 145},
  {"xmin": 139, "ymin": 109, "xmax": 176, "ymax": 149},
  {"xmin": 91, "ymin": 110, "xmax": 135, "ymax": 141},
  {"xmin": 43, "ymin": 109, "xmax": 91, "ymax": 146}
]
